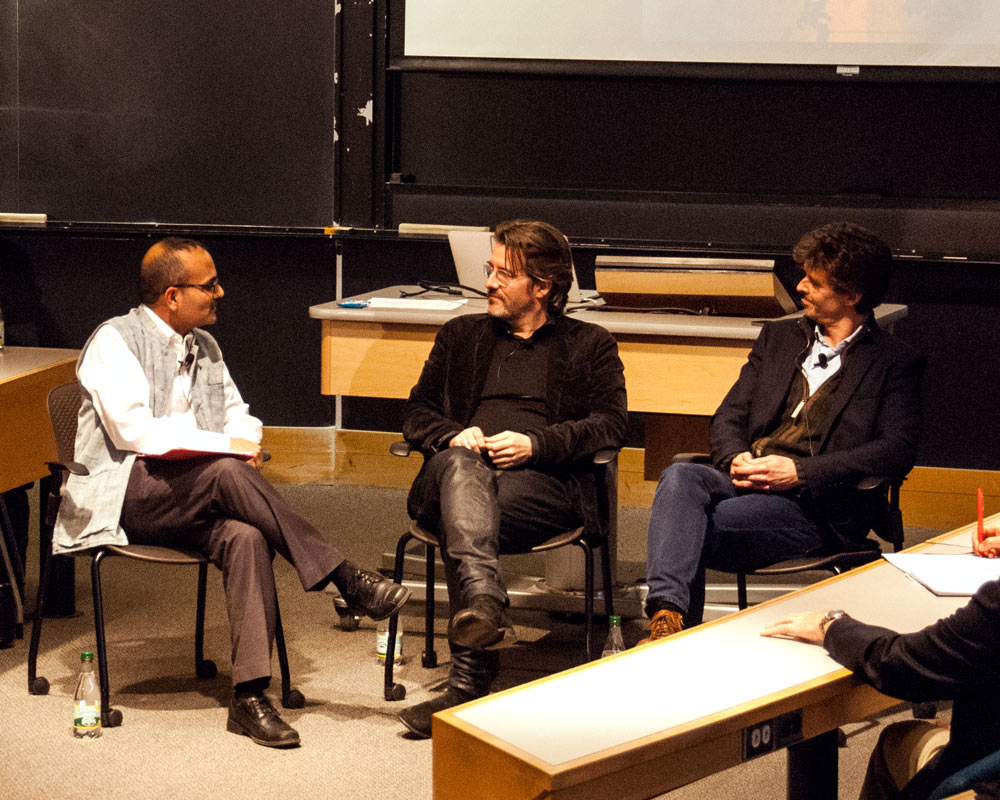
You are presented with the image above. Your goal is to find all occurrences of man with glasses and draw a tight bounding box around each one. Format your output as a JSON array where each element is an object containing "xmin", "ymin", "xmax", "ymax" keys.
[
  {"xmin": 54, "ymin": 237, "xmax": 409, "ymax": 747},
  {"xmin": 397, "ymin": 219, "xmax": 628, "ymax": 738}
]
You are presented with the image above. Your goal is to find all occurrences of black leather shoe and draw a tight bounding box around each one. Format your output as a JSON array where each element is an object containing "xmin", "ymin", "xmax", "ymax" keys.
[
  {"xmin": 339, "ymin": 567, "xmax": 410, "ymax": 621},
  {"xmin": 448, "ymin": 594, "xmax": 505, "ymax": 649},
  {"xmin": 398, "ymin": 687, "xmax": 480, "ymax": 739},
  {"xmin": 227, "ymin": 694, "xmax": 300, "ymax": 747}
]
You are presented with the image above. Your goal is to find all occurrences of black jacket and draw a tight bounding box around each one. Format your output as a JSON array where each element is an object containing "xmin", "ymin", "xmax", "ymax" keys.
[
  {"xmin": 825, "ymin": 579, "xmax": 1000, "ymax": 784},
  {"xmin": 402, "ymin": 313, "xmax": 628, "ymax": 540},
  {"xmin": 710, "ymin": 315, "xmax": 925, "ymax": 544}
]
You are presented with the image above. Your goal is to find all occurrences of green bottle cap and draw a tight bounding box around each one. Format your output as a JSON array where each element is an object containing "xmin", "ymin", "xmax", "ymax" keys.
[
  {"xmin": 80, "ymin": 651, "xmax": 94, "ymax": 661},
  {"xmin": 609, "ymin": 615, "xmax": 621, "ymax": 626}
]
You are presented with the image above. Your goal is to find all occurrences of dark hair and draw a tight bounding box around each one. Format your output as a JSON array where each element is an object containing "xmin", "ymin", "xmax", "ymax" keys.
[
  {"xmin": 493, "ymin": 220, "xmax": 573, "ymax": 315},
  {"xmin": 139, "ymin": 237, "xmax": 206, "ymax": 305},
  {"xmin": 793, "ymin": 222, "xmax": 892, "ymax": 315}
]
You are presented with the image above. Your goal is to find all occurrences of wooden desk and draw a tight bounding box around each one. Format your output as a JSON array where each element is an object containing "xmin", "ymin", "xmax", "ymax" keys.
[
  {"xmin": 0, "ymin": 347, "xmax": 79, "ymax": 493},
  {"xmin": 309, "ymin": 290, "xmax": 907, "ymax": 474},
  {"xmin": 432, "ymin": 520, "xmax": 985, "ymax": 800},
  {"xmin": 0, "ymin": 347, "xmax": 80, "ymax": 622}
]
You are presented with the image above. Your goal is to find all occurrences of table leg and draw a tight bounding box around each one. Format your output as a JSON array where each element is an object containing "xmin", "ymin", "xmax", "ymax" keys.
[{"xmin": 787, "ymin": 728, "xmax": 839, "ymax": 800}]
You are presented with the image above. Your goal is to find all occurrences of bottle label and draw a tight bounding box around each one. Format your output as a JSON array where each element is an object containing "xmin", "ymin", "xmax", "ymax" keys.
[
  {"xmin": 74, "ymin": 700, "xmax": 100, "ymax": 731},
  {"xmin": 376, "ymin": 628, "xmax": 402, "ymax": 663}
]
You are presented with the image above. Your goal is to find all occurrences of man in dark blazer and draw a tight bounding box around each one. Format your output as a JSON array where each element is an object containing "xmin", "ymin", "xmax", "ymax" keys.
[
  {"xmin": 762, "ymin": 523, "xmax": 1000, "ymax": 800},
  {"xmin": 642, "ymin": 223, "xmax": 925, "ymax": 642},
  {"xmin": 397, "ymin": 219, "xmax": 628, "ymax": 738}
]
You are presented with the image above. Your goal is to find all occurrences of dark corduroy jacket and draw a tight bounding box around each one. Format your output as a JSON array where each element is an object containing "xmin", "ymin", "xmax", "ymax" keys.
[{"xmin": 402, "ymin": 313, "xmax": 628, "ymax": 542}]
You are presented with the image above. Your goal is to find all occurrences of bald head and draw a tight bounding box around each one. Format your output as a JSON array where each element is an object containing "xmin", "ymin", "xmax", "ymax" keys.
[{"xmin": 140, "ymin": 237, "xmax": 206, "ymax": 306}]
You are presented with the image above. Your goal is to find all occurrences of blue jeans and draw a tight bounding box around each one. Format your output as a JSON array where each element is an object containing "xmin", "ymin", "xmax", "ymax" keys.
[{"xmin": 645, "ymin": 462, "xmax": 828, "ymax": 624}]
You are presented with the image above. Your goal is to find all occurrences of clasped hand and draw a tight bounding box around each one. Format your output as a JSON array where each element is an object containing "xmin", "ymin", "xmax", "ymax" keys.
[
  {"xmin": 730, "ymin": 451, "xmax": 800, "ymax": 492},
  {"xmin": 449, "ymin": 426, "xmax": 532, "ymax": 469}
]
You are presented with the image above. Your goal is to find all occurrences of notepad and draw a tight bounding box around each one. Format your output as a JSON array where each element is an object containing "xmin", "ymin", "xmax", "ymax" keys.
[{"xmin": 883, "ymin": 552, "xmax": 1000, "ymax": 596}]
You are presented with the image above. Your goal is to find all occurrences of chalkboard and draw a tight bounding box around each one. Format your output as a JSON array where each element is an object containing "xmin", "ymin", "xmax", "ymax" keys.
[{"xmin": 1, "ymin": 0, "xmax": 334, "ymax": 226}]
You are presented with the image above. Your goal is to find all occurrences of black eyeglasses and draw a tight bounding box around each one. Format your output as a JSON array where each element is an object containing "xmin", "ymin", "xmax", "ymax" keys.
[{"xmin": 173, "ymin": 278, "xmax": 221, "ymax": 295}]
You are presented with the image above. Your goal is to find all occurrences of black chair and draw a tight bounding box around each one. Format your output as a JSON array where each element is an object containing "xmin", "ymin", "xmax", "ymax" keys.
[
  {"xmin": 382, "ymin": 442, "xmax": 618, "ymax": 701},
  {"xmin": 27, "ymin": 381, "xmax": 303, "ymax": 726},
  {"xmin": 672, "ymin": 453, "xmax": 905, "ymax": 611}
]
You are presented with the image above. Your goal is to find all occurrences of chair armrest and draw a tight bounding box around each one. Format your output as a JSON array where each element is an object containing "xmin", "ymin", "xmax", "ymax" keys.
[
  {"xmin": 856, "ymin": 475, "xmax": 903, "ymax": 491},
  {"xmin": 390, "ymin": 441, "xmax": 415, "ymax": 458},
  {"xmin": 45, "ymin": 460, "xmax": 89, "ymax": 477},
  {"xmin": 591, "ymin": 448, "xmax": 619, "ymax": 466}
]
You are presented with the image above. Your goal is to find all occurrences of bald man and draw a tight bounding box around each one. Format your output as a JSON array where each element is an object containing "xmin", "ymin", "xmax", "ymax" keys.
[{"xmin": 54, "ymin": 237, "xmax": 408, "ymax": 747}]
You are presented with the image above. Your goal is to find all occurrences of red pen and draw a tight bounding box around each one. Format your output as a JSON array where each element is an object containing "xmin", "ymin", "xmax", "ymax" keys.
[{"xmin": 977, "ymin": 488, "xmax": 985, "ymax": 544}]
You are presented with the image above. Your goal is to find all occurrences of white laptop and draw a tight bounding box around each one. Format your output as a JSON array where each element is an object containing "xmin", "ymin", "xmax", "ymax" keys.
[{"xmin": 447, "ymin": 230, "xmax": 582, "ymax": 303}]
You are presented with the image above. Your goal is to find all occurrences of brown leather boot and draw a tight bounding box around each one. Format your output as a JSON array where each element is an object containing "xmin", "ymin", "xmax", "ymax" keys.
[{"xmin": 637, "ymin": 608, "xmax": 684, "ymax": 645}]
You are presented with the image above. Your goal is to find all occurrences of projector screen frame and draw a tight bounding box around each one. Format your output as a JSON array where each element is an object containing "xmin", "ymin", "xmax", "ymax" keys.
[{"xmin": 388, "ymin": 0, "xmax": 1000, "ymax": 84}]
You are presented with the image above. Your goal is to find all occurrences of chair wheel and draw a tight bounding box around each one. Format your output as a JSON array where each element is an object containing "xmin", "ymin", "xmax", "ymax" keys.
[
  {"xmin": 196, "ymin": 659, "xmax": 217, "ymax": 679},
  {"xmin": 385, "ymin": 683, "xmax": 406, "ymax": 702},
  {"xmin": 333, "ymin": 598, "xmax": 361, "ymax": 631},
  {"xmin": 29, "ymin": 676, "xmax": 50, "ymax": 695},
  {"xmin": 283, "ymin": 689, "xmax": 305, "ymax": 709},
  {"xmin": 912, "ymin": 702, "xmax": 937, "ymax": 719},
  {"xmin": 104, "ymin": 708, "xmax": 123, "ymax": 728},
  {"xmin": 338, "ymin": 611, "xmax": 361, "ymax": 631},
  {"xmin": 421, "ymin": 652, "xmax": 438, "ymax": 669}
]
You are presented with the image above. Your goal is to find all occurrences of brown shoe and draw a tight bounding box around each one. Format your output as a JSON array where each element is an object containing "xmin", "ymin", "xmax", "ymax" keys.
[{"xmin": 637, "ymin": 609, "xmax": 683, "ymax": 645}]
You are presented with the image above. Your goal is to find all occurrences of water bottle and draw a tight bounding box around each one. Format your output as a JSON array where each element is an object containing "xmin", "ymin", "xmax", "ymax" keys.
[
  {"xmin": 601, "ymin": 615, "xmax": 625, "ymax": 658},
  {"xmin": 73, "ymin": 651, "xmax": 102, "ymax": 738},
  {"xmin": 376, "ymin": 617, "xmax": 403, "ymax": 664}
]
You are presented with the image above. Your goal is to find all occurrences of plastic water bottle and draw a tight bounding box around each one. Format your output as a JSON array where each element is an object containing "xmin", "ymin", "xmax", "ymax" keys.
[
  {"xmin": 601, "ymin": 615, "xmax": 626, "ymax": 658},
  {"xmin": 376, "ymin": 617, "xmax": 403, "ymax": 664},
  {"xmin": 73, "ymin": 651, "xmax": 101, "ymax": 738}
]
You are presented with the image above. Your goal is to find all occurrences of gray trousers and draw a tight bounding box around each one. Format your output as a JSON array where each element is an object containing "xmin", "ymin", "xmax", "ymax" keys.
[{"xmin": 120, "ymin": 455, "xmax": 344, "ymax": 686}]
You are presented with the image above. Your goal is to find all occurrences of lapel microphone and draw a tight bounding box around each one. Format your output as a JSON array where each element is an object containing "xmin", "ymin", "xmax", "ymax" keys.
[
  {"xmin": 816, "ymin": 353, "xmax": 828, "ymax": 368},
  {"xmin": 180, "ymin": 352, "xmax": 194, "ymax": 369}
]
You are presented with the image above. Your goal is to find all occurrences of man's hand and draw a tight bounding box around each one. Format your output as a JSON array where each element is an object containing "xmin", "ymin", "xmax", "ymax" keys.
[
  {"xmin": 730, "ymin": 454, "xmax": 800, "ymax": 492},
  {"xmin": 975, "ymin": 523, "xmax": 1000, "ymax": 558},
  {"xmin": 449, "ymin": 426, "xmax": 487, "ymax": 453},
  {"xmin": 230, "ymin": 437, "xmax": 263, "ymax": 469},
  {"xmin": 760, "ymin": 611, "xmax": 829, "ymax": 644},
  {"xmin": 485, "ymin": 431, "xmax": 533, "ymax": 470}
]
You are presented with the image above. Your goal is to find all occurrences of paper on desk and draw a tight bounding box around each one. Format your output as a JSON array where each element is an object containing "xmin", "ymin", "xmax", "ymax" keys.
[
  {"xmin": 883, "ymin": 552, "xmax": 1000, "ymax": 596},
  {"xmin": 366, "ymin": 297, "xmax": 468, "ymax": 310}
]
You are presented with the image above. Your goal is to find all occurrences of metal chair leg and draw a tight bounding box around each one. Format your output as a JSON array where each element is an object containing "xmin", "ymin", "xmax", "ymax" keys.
[
  {"xmin": 579, "ymin": 541, "xmax": 595, "ymax": 661},
  {"xmin": 384, "ymin": 532, "xmax": 413, "ymax": 701},
  {"xmin": 91, "ymin": 550, "xmax": 121, "ymax": 727},
  {"xmin": 599, "ymin": 536, "xmax": 615, "ymax": 620},
  {"xmin": 27, "ymin": 543, "xmax": 52, "ymax": 695},
  {"xmin": 193, "ymin": 562, "xmax": 216, "ymax": 679},
  {"xmin": 274, "ymin": 601, "xmax": 303, "ymax": 708},
  {"xmin": 737, "ymin": 573, "xmax": 749, "ymax": 610}
]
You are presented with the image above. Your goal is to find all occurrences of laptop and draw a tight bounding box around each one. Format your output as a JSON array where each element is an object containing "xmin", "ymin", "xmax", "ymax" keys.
[{"xmin": 447, "ymin": 230, "xmax": 582, "ymax": 303}]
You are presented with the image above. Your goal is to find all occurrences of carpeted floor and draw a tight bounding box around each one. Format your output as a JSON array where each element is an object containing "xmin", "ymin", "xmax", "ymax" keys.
[{"xmin": 0, "ymin": 483, "xmax": 948, "ymax": 799}]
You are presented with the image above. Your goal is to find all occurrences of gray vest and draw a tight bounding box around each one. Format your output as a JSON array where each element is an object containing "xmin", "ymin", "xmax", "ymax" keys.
[{"xmin": 53, "ymin": 308, "xmax": 227, "ymax": 553}]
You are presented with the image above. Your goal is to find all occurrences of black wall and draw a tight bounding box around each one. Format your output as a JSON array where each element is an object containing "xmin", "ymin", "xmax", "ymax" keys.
[{"xmin": 0, "ymin": 1, "xmax": 334, "ymax": 226}]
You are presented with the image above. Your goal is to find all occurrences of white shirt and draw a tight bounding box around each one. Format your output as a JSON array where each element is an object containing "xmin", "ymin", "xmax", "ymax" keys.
[
  {"xmin": 77, "ymin": 305, "xmax": 262, "ymax": 456},
  {"xmin": 801, "ymin": 322, "xmax": 865, "ymax": 397}
]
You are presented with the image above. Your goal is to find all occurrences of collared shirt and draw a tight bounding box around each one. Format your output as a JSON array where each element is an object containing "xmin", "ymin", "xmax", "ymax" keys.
[
  {"xmin": 77, "ymin": 305, "xmax": 261, "ymax": 456},
  {"xmin": 801, "ymin": 322, "xmax": 865, "ymax": 397},
  {"xmin": 469, "ymin": 319, "xmax": 552, "ymax": 437}
]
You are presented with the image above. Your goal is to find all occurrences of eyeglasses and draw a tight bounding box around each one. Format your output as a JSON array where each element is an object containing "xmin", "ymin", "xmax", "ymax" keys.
[
  {"xmin": 173, "ymin": 278, "xmax": 221, "ymax": 295},
  {"xmin": 483, "ymin": 263, "xmax": 519, "ymax": 287}
]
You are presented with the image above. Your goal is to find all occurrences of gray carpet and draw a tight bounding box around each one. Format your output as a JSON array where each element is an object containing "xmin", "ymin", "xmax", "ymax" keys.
[{"xmin": 0, "ymin": 483, "xmax": 948, "ymax": 799}]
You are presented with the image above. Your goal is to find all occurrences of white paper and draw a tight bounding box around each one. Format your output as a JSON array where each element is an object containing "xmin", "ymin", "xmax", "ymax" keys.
[
  {"xmin": 366, "ymin": 297, "xmax": 468, "ymax": 311},
  {"xmin": 883, "ymin": 552, "xmax": 1000, "ymax": 596}
]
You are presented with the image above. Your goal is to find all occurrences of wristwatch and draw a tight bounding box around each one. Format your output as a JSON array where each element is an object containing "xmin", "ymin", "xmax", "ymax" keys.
[{"xmin": 821, "ymin": 609, "xmax": 847, "ymax": 632}]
